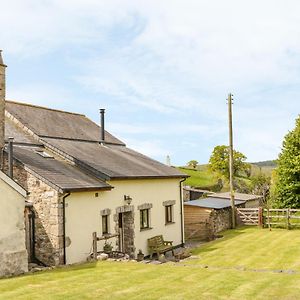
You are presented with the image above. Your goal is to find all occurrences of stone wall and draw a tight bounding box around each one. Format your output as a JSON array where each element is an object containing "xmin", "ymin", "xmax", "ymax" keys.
[
  {"xmin": 209, "ymin": 208, "xmax": 232, "ymax": 234},
  {"xmin": 209, "ymin": 204, "xmax": 245, "ymax": 235},
  {"xmin": 26, "ymin": 173, "xmax": 63, "ymax": 266},
  {"xmin": 3, "ymin": 159, "xmax": 64, "ymax": 266}
]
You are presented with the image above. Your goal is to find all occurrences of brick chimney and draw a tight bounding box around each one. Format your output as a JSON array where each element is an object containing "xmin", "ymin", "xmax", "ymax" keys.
[{"xmin": 0, "ymin": 50, "xmax": 7, "ymax": 166}]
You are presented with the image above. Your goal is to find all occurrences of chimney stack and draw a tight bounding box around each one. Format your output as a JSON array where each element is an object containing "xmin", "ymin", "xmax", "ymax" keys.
[
  {"xmin": 0, "ymin": 50, "xmax": 7, "ymax": 167},
  {"xmin": 100, "ymin": 109, "xmax": 105, "ymax": 142}
]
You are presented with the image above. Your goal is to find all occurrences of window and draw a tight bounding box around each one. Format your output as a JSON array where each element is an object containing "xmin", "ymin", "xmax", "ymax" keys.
[
  {"xmin": 165, "ymin": 205, "xmax": 173, "ymax": 224},
  {"xmin": 102, "ymin": 215, "xmax": 109, "ymax": 235},
  {"xmin": 140, "ymin": 209, "xmax": 150, "ymax": 229}
]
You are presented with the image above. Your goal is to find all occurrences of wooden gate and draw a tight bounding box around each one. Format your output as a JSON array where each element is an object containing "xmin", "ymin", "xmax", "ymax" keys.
[{"xmin": 236, "ymin": 208, "xmax": 262, "ymax": 226}]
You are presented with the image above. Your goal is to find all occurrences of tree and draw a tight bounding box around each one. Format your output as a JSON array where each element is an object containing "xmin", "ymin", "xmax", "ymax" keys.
[
  {"xmin": 251, "ymin": 173, "xmax": 271, "ymax": 204},
  {"xmin": 208, "ymin": 145, "xmax": 248, "ymax": 180},
  {"xmin": 187, "ymin": 160, "xmax": 198, "ymax": 170},
  {"xmin": 274, "ymin": 116, "xmax": 300, "ymax": 208}
]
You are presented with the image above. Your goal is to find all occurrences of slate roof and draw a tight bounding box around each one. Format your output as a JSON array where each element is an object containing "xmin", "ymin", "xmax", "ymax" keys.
[
  {"xmin": 184, "ymin": 197, "xmax": 245, "ymax": 209},
  {"xmin": 5, "ymin": 100, "xmax": 187, "ymax": 182},
  {"xmin": 208, "ymin": 192, "xmax": 263, "ymax": 201},
  {"xmin": 5, "ymin": 117, "xmax": 41, "ymax": 145},
  {"xmin": 11, "ymin": 146, "xmax": 112, "ymax": 192},
  {"xmin": 6, "ymin": 101, "xmax": 124, "ymax": 145},
  {"xmin": 42, "ymin": 138, "xmax": 185, "ymax": 179}
]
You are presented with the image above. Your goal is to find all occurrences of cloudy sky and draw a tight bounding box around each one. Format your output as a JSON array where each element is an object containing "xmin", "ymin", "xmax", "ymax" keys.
[{"xmin": 1, "ymin": 0, "xmax": 299, "ymax": 165}]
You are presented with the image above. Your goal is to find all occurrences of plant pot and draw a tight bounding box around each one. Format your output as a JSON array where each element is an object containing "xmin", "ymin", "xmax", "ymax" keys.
[{"xmin": 137, "ymin": 253, "xmax": 144, "ymax": 261}]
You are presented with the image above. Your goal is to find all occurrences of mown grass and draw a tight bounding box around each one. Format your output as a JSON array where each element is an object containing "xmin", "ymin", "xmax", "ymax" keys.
[
  {"xmin": 1, "ymin": 227, "xmax": 300, "ymax": 299},
  {"xmin": 188, "ymin": 227, "xmax": 300, "ymax": 271}
]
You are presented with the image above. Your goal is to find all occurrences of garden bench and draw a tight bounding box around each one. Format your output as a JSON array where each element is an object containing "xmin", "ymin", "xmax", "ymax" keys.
[{"xmin": 148, "ymin": 235, "xmax": 174, "ymax": 259}]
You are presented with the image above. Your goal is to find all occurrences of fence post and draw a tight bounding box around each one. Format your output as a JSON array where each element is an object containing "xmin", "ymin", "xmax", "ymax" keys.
[
  {"xmin": 93, "ymin": 232, "xmax": 98, "ymax": 260},
  {"xmin": 286, "ymin": 208, "xmax": 290, "ymax": 230},
  {"xmin": 267, "ymin": 208, "xmax": 271, "ymax": 231},
  {"xmin": 258, "ymin": 207, "xmax": 263, "ymax": 228}
]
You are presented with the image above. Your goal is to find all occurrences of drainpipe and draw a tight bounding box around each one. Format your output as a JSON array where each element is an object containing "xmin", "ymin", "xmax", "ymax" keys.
[
  {"xmin": 8, "ymin": 137, "xmax": 14, "ymax": 178},
  {"xmin": 62, "ymin": 192, "xmax": 71, "ymax": 265},
  {"xmin": 179, "ymin": 178, "xmax": 186, "ymax": 246}
]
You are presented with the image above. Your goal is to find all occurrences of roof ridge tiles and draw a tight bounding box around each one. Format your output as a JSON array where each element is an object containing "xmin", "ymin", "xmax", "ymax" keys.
[{"xmin": 6, "ymin": 100, "xmax": 85, "ymax": 117}]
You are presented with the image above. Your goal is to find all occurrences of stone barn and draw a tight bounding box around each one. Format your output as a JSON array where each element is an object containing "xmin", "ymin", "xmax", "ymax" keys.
[{"xmin": 184, "ymin": 197, "xmax": 245, "ymax": 240}]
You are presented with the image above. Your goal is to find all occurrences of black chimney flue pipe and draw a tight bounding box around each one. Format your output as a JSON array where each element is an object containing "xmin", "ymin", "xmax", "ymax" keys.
[{"xmin": 100, "ymin": 109, "xmax": 105, "ymax": 142}]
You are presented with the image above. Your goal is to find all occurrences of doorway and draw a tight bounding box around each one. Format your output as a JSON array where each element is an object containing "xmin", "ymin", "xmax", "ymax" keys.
[{"xmin": 117, "ymin": 211, "xmax": 135, "ymax": 257}]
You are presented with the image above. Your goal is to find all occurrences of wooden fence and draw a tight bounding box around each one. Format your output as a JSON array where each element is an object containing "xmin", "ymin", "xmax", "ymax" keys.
[{"xmin": 236, "ymin": 208, "xmax": 300, "ymax": 229}]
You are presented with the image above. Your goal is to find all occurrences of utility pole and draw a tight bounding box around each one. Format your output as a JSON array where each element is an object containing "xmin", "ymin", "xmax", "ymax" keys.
[{"xmin": 228, "ymin": 93, "xmax": 236, "ymax": 228}]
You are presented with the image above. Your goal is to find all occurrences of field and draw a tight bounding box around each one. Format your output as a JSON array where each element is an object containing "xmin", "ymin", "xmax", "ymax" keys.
[
  {"xmin": 178, "ymin": 165, "xmax": 215, "ymax": 188},
  {"xmin": 1, "ymin": 227, "xmax": 300, "ymax": 299}
]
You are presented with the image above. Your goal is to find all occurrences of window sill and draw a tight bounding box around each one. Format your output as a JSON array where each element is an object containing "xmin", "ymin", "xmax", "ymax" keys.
[
  {"xmin": 165, "ymin": 222, "xmax": 175, "ymax": 226},
  {"xmin": 140, "ymin": 227, "xmax": 153, "ymax": 232}
]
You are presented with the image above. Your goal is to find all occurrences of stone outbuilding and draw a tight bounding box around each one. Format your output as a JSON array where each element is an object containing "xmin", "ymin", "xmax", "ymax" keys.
[
  {"xmin": 184, "ymin": 197, "xmax": 245, "ymax": 240},
  {"xmin": 0, "ymin": 171, "xmax": 28, "ymax": 277}
]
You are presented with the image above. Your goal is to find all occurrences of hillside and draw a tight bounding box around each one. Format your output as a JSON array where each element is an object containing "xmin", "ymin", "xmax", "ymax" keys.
[
  {"xmin": 178, "ymin": 166, "xmax": 216, "ymax": 189},
  {"xmin": 178, "ymin": 160, "xmax": 275, "ymax": 191}
]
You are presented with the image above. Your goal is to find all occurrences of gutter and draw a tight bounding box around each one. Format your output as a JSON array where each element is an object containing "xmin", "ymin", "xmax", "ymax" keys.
[
  {"xmin": 62, "ymin": 192, "xmax": 71, "ymax": 265},
  {"xmin": 179, "ymin": 178, "xmax": 186, "ymax": 246}
]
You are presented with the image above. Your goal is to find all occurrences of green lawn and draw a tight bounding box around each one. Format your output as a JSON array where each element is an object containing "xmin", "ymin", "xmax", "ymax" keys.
[{"xmin": 1, "ymin": 227, "xmax": 300, "ymax": 299}]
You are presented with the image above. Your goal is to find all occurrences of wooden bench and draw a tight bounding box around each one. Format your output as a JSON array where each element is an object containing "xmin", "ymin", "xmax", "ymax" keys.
[{"xmin": 148, "ymin": 235, "xmax": 174, "ymax": 259}]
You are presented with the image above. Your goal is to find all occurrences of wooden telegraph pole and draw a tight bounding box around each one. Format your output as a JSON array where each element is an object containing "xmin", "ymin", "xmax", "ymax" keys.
[{"xmin": 228, "ymin": 93, "xmax": 236, "ymax": 228}]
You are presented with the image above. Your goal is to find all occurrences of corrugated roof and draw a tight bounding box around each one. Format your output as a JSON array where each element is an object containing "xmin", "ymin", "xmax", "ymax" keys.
[
  {"xmin": 184, "ymin": 197, "xmax": 245, "ymax": 209},
  {"xmin": 12, "ymin": 146, "xmax": 112, "ymax": 192},
  {"xmin": 6, "ymin": 101, "xmax": 125, "ymax": 145},
  {"xmin": 209, "ymin": 192, "xmax": 263, "ymax": 201},
  {"xmin": 42, "ymin": 138, "xmax": 186, "ymax": 179}
]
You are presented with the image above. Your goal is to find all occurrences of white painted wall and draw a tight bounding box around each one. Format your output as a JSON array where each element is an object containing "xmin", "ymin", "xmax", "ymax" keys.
[
  {"xmin": 65, "ymin": 178, "xmax": 183, "ymax": 264},
  {"xmin": 0, "ymin": 177, "xmax": 28, "ymax": 277}
]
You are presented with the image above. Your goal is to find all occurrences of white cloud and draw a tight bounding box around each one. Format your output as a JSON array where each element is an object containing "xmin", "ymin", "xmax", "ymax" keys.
[{"xmin": 1, "ymin": 0, "xmax": 300, "ymax": 164}]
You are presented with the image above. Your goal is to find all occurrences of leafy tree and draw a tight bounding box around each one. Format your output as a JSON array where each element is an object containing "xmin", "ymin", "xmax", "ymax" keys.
[
  {"xmin": 274, "ymin": 116, "xmax": 300, "ymax": 208},
  {"xmin": 187, "ymin": 160, "xmax": 198, "ymax": 170},
  {"xmin": 251, "ymin": 173, "xmax": 271, "ymax": 204},
  {"xmin": 208, "ymin": 145, "xmax": 248, "ymax": 180}
]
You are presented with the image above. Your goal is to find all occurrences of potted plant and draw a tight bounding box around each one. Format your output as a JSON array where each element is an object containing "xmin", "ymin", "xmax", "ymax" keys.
[
  {"xmin": 103, "ymin": 242, "xmax": 113, "ymax": 253},
  {"xmin": 137, "ymin": 249, "xmax": 144, "ymax": 261}
]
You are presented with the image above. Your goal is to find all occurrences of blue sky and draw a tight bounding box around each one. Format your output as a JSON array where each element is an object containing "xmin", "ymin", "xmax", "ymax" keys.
[{"xmin": 1, "ymin": 0, "xmax": 299, "ymax": 165}]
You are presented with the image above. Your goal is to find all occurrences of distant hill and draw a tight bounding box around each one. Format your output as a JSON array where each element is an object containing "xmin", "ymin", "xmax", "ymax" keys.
[{"xmin": 251, "ymin": 160, "xmax": 277, "ymax": 168}]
